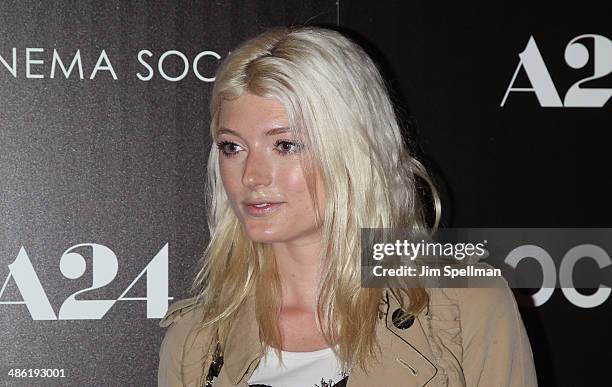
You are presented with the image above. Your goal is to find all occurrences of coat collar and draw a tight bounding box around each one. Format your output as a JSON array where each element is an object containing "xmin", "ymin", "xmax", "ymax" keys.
[
  {"xmin": 222, "ymin": 289, "xmax": 438, "ymax": 386},
  {"xmin": 222, "ymin": 291, "xmax": 262, "ymax": 385}
]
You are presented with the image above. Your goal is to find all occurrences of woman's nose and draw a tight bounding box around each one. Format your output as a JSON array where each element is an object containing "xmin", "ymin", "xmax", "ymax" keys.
[{"xmin": 242, "ymin": 150, "xmax": 272, "ymax": 189}]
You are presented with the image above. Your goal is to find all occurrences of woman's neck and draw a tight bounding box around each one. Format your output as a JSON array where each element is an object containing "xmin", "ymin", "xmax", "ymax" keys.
[{"xmin": 272, "ymin": 235, "xmax": 322, "ymax": 310}]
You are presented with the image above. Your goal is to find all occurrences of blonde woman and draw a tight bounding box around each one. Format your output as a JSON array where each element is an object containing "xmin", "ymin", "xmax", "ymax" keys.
[{"xmin": 158, "ymin": 26, "xmax": 537, "ymax": 387}]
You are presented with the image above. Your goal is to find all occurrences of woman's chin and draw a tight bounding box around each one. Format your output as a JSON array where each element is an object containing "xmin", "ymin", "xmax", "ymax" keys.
[{"xmin": 244, "ymin": 228, "xmax": 285, "ymax": 244}]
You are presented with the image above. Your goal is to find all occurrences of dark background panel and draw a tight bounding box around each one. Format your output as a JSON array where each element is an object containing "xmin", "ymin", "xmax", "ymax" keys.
[
  {"xmin": 339, "ymin": 1, "xmax": 612, "ymax": 386},
  {"xmin": 340, "ymin": 0, "xmax": 612, "ymax": 228}
]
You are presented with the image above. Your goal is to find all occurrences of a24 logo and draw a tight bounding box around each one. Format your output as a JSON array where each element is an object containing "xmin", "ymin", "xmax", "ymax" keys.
[
  {"xmin": 501, "ymin": 34, "xmax": 612, "ymax": 107},
  {"xmin": 0, "ymin": 243, "xmax": 171, "ymax": 320}
]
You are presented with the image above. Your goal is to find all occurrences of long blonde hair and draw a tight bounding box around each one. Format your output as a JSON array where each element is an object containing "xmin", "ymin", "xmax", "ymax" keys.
[{"xmin": 191, "ymin": 25, "xmax": 441, "ymax": 372}]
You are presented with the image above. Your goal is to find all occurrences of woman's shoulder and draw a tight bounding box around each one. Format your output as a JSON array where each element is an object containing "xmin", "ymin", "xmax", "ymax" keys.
[
  {"xmin": 158, "ymin": 296, "xmax": 215, "ymax": 386},
  {"xmin": 428, "ymin": 268, "xmax": 520, "ymax": 321},
  {"xmin": 425, "ymin": 270, "xmax": 524, "ymax": 337},
  {"xmin": 159, "ymin": 296, "xmax": 213, "ymax": 347},
  {"xmin": 159, "ymin": 296, "xmax": 204, "ymax": 328},
  {"xmin": 423, "ymin": 273, "xmax": 538, "ymax": 386}
]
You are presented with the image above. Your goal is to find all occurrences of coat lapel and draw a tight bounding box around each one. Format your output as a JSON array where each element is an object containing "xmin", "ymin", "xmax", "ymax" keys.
[{"xmin": 347, "ymin": 290, "xmax": 438, "ymax": 386}]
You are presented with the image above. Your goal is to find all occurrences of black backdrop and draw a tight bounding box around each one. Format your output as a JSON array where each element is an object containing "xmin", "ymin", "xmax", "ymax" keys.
[
  {"xmin": 340, "ymin": 2, "xmax": 612, "ymax": 386},
  {"xmin": 0, "ymin": 1, "xmax": 610, "ymax": 386}
]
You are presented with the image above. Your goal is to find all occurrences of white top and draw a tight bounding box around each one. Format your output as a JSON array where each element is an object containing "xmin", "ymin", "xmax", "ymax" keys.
[{"xmin": 246, "ymin": 346, "xmax": 349, "ymax": 387}]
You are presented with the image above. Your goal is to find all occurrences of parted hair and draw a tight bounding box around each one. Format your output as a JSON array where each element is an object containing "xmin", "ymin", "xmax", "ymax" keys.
[{"xmin": 192, "ymin": 25, "xmax": 441, "ymax": 372}]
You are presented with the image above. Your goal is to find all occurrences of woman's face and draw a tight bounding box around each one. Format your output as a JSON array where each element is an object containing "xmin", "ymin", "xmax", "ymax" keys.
[{"xmin": 217, "ymin": 92, "xmax": 325, "ymax": 245}]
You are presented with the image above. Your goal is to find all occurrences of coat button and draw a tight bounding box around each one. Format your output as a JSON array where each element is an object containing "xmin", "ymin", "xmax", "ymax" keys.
[{"xmin": 392, "ymin": 308, "xmax": 415, "ymax": 329}]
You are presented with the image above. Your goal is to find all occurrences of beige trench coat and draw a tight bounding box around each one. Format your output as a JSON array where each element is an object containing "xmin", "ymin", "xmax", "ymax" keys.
[{"xmin": 158, "ymin": 281, "xmax": 537, "ymax": 386}]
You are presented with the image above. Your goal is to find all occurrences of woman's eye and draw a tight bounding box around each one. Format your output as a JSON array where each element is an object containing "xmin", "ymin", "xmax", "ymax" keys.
[
  {"xmin": 216, "ymin": 141, "xmax": 242, "ymax": 157},
  {"xmin": 274, "ymin": 140, "xmax": 302, "ymax": 155}
]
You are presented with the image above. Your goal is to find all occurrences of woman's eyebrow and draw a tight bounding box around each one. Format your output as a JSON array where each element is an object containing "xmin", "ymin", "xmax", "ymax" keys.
[
  {"xmin": 217, "ymin": 126, "xmax": 292, "ymax": 136},
  {"xmin": 264, "ymin": 127, "xmax": 292, "ymax": 136},
  {"xmin": 217, "ymin": 127, "xmax": 240, "ymax": 137}
]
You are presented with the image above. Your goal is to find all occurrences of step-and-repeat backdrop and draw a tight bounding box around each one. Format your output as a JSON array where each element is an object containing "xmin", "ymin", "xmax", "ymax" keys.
[{"xmin": 1, "ymin": 1, "xmax": 610, "ymax": 386}]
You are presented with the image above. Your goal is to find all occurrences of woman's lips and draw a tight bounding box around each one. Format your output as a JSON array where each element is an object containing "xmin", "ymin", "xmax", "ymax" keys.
[{"xmin": 243, "ymin": 202, "xmax": 284, "ymax": 217}]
